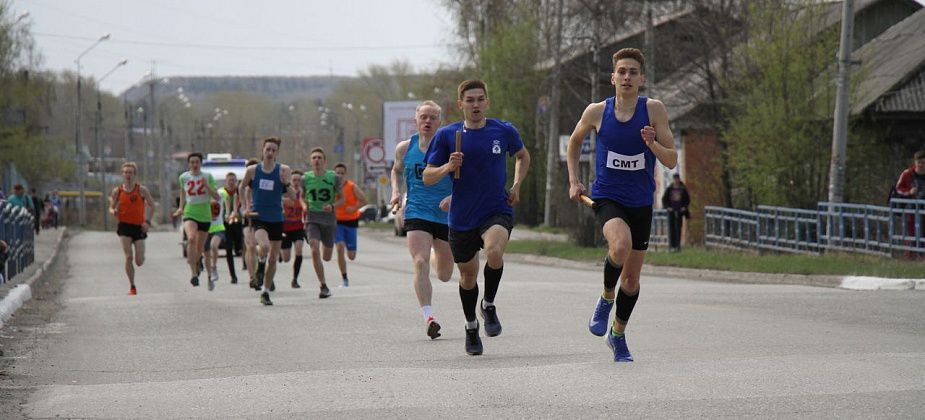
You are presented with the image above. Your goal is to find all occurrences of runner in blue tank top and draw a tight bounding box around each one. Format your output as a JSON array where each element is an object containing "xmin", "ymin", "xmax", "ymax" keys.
[
  {"xmin": 566, "ymin": 48, "xmax": 678, "ymax": 363},
  {"xmin": 424, "ymin": 80, "xmax": 531, "ymax": 356},
  {"xmin": 390, "ymin": 100, "xmax": 455, "ymax": 340},
  {"xmin": 239, "ymin": 137, "xmax": 295, "ymax": 306}
]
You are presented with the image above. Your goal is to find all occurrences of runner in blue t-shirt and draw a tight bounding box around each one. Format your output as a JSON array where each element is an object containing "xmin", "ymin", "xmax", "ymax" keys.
[
  {"xmin": 423, "ymin": 80, "xmax": 531, "ymax": 356},
  {"xmin": 239, "ymin": 137, "xmax": 296, "ymax": 306},
  {"xmin": 391, "ymin": 100, "xmax": 454, "ymax": 340},
  {"xmin": 566, "ymin": 48, "xmax": 678, "ymax": 363}
]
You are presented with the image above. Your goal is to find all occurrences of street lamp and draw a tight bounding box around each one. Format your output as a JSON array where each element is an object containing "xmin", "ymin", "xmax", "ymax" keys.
[
  {"xmin": 74, "ymin": 32, "xmax": 111, "ymax": 226},
  {"xmin": 95, "ymin": 59, "xmax": 128, "ymax": 231}
]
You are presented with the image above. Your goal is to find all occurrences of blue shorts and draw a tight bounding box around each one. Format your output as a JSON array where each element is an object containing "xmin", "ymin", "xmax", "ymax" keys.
[{"xmin": 335, "ymin": 223, "xmax": 358, "ymax": 251}]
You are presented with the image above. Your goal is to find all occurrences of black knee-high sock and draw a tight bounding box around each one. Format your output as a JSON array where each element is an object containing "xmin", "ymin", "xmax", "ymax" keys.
[
  {"xmin": 615, "ymin": 287, "xmax": 640, "ymax": 324},
  {"xmin": 483, "ymin": 264, "xmax": 503, "ymax": 303},
  {"xmin": 604, "ymin": 256, "xmax": 623, "ymax": 292},
  {"xmin": 293, "ymin": 255, "xmax": 303, "ymax": 280},
  {"xmin": 459, "ymin": 284, "xmax": 479, "ymax": 322},
  {"xmin": 225, "ymin": 238, "xmax": 237, "ymax": 278}
]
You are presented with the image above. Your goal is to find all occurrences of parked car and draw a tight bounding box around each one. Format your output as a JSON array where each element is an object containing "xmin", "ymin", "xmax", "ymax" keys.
[{"xmin": 358, "ymin": 204, "xmax": 379, "ymax": 223}]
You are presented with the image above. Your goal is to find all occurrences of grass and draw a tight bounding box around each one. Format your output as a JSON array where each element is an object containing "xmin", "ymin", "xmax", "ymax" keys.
[
  {"xmin": 506, "ymin": 240, "xmax": 923, "ymax": 278},
  {"xmin": 514, "ymin": 224, "xmax": 568, "ymax": 235}
]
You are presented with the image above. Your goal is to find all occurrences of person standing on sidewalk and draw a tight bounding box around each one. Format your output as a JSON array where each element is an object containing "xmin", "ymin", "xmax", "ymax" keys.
[
  {"xmin": 567, "ymin": 48, "xmax": 677, "ymax": 362},
  {"xmin": 239, "ymin": 137, "xmax": 295, "ymax": 306},
  {"xmin": 391, "ymin": 100, "xmax": 454, "ymax": 340},
  {"xmin": 661, "ymin": 173, "xmax": 690, "ymax": 252},
  {"xmin": 109, "ymin": 162, "xmax": 156, "ymax": 295},
  {"xmin": 334, "ymin": 163, "xmax": 368, "ymax": 288},
  {"xmin": 423, "ymin": 80, "xmax": 531, "ymax": 356}
]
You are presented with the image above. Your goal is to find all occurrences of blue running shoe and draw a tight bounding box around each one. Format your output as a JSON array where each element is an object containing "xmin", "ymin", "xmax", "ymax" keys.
[
  {"xmin": 588, "ymin": 297, "xmax": 614, "ymax": 336},
  {"xmin": 606, "ymin": 328, "xmax": 634, "ymax": 362}
]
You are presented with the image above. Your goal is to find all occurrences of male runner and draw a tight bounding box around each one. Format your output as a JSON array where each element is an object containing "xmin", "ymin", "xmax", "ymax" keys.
[
  {"xmin": 302, "ymin": 147, "xmax": 343, "ymax": 299},
  {"xmin": 173, "ymin": 153, "xmax": 220, "ymax": 287},
  {"xmin": 391, "ymin": 100, "xmax": 454, "ymax": 339},
  {"xmin": 222, "ymin": 172, "xmax": 243, "ymax": 283},
  {"xmin": 239, "ymin": 138, "xmax": 295, "ymax": 305},
  {"xmin": 334, "ymin": 163, "xmax": 367, "ymax": 288},
  {"xmin": 423, "ymin": 80, "xmax": 531, "ymax": 355},
  {"xmin": 109, "ymin": 162, "xmax": 155, "ymax": 295},
  {"xmin": 204, "ymin": 185, "xmax": 229, "ymax": 291},
  {"xmin": 281, "ymin": 171, "xmax": 306, "ymax": 289},
  {"xmin": 567, "ymin": 48, "xmax": 677, "ymax": 362},
  {"xmin": 242, "ymin": 158, "xmax": 260, "ymax": 289}
]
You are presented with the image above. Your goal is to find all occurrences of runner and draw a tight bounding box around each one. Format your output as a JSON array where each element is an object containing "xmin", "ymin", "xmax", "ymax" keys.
[
  {"xmin": 391, "ymin": 100, "xmax": 454, "ymax": 339},
  {"xmin": 566, "ymin": 48, "xmax": 677, "ymax": 362},
  {"xmin": 173, "ymin": 153, "xmax": 220, "ymax": 287},
  {"xmin": 281, "ymin": 170, "xmax": 306, "ymax": 289},
  {"xmin": 242, "ymin": 158, "xmax": 260, "ymax": 289},
  {"xmin": 239, "ymin": 138, "xmax": 295, "ymax": 305},
  {"xmin": 334, "ymin": 162, "xmax": 368, "ymax": 288},
  {"xmin": 423, "ymin": 80, "xmax": 531, "ymax": 355},
  {"xmin": 222, "ymin": 172, "xmax": 243, "ymax": 284},
  {"xmin": 203, "ymin": 185, "xmax": 229, "ymax": 291},
  {"xmin": 302, "ymin": 147, "xmax": 344, "ymax": 299},
  {"xmin": 109, "ymin": 162, "xmax": 156, "ymax": 295}
]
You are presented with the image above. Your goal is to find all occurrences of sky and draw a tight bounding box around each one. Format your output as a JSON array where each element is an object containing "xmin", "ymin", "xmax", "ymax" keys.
[{"xmin": 11, "ymin": 0, "xmax": 457, "ymax": 95}]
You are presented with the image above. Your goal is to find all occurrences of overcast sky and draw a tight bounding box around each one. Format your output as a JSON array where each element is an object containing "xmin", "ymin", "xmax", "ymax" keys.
[{"xmin": 12, "ymin": 0, "xmax": 457, "ymax": 94}]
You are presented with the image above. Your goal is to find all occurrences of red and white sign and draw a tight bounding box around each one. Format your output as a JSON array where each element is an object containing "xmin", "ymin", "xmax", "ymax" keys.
[{"xmin": 363, "ymin": 137, "xmax": 386, "ymax": 164}]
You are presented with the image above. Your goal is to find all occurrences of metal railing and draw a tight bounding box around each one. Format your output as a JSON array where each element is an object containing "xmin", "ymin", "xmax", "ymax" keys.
[
  {"xmin": 0, "ymin": 201, "xmax": 36, "ymax": 284},
  {"xmin": 649, "ymin": 208, "xmax": 669, "ymax": 248},
  {"xmin": 705, "ymin": 199, "xmax": 925, "ymax": 258}
]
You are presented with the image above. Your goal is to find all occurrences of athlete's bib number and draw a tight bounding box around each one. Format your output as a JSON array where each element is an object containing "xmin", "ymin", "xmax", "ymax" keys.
[
  {"xmin": 259, "ymin": 178, "xmax": 275, "ymax": 191},
  {"xmin": 186, "ymin": 179, "xmax": 206, "ymax": 196},
  {"xmin": 307, "ymin": 188, "xmax": 332, "ymax": 202},
  {"xmin": 414, "ymin": 163, "xmax": 425, "ymax": 179},
  {"xmin": 606, "ymin": 151, "xmax": 646, "ymax": 171}
]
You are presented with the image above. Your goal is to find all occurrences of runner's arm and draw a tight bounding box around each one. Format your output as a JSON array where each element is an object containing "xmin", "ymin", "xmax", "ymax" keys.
[
  {"xmin": 390, "ymin": 140, "xmax": 409, "ymax": 207},
  {"xmin": 644, "ymin": 99, "xmax": 677, "ymax": 169},
  {"xmin": 508, "ymin": 147, "xmax": 531, "ymax": 206},
  {"xmin": 109, "ymin": 187, "xmax": 121, "ymax": 215},
  {"xmin": 567, "ymin": 102, "xmax": 602, "ymax": 201}
]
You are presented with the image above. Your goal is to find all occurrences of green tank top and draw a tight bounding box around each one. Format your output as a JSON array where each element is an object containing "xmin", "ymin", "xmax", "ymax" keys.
[
  {"xmin": 179, "ymin": 171, "xmax": 217, "ymax": 222},
  {"xmin": 302, "ymin": 170, "xmax": 337, "ymax": 212}
]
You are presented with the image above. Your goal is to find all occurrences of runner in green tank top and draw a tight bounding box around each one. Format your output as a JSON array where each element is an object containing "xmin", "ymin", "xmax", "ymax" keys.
[
  {"xmin": 302, "ymin": 147, "xmax": 343, "ymax": 299},
  {"xmin": 172, "ymin": 153, "xmax": 220, "ymax": 288}
]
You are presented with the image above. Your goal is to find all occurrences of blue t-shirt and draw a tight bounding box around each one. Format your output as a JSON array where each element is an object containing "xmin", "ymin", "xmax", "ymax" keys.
[
  {"xmin": 404, "ymin": 134, "xmax": 452, "ymax": 224},
  {"xmin": 251, "ymin": 162, "xmax": 284, "ymax": 223},
  {"xmin": 591, "ymin": 96, "xmax": 656, "ymax": 207},
  {"xmin": 426, "ymin": 119, "xmax": 524, "ymax": 231}
]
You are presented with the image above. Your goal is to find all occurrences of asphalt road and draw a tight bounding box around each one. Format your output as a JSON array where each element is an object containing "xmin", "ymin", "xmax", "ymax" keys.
[{"xmin": 1, "ymin": 229, "xmax": 923, "ymax": 418}]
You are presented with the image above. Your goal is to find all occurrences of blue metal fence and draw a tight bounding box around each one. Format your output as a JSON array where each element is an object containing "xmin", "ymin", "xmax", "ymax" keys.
[
  {"xmin": 705, "ymin": 199, "xmax": 925, "ymax": 258},
  {"xmin": 0, "ymin": 201, "xmax": 36, "ymax": 284}
]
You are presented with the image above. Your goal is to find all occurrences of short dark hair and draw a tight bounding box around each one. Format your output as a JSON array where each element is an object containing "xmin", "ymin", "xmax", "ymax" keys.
[
  {"xmin": 263, "ymin": 137, "xmax": 281, "ymax": 148},
  {"xmin": 334, "ymin": 163, "xmax": 347, "ymax": 171},
  {"xmin": 915, "ymin": 150, "xmax": 925, "ymax": 161},
  {"xmin": 246, "ymin": 158, "xmax": 259, "ymax": 166},
  {"xmin": 292, "ymin": 170, "xmax": 304, "ymax": 176},
  {"xmin": 310, "ymin": 147, "xmax": 326, "ymax": 159},
  {"xmin": 458, "ymin": 79, "xmax": 488, "ymax": 100},
  {"xmin": 188, "ymin": 152, "xmax": 204, "ymax": 163},
  {"xmin": 225, "ymin": 172, "xmax": 237, "ymax": 178},
  {"xmin": 13, "ymin": 183, "xmax": 23, "ymax": 191},
  {"xmin": 613, "ymin": 48, "xmax": 646, "ymax": 73}
]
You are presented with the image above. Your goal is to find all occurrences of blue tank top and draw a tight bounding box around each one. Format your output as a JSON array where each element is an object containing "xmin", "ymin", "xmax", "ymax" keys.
[
  {"xmin": 251, "ymin": 162, "xmax": 284, "ymax": 222},
  {"xmin": 591, "ymin": 96, "xmax": 656, "ymax": 207},
  {"xmin": 404, "ymin": 134, "xmax": 452, "ymax": 224}
]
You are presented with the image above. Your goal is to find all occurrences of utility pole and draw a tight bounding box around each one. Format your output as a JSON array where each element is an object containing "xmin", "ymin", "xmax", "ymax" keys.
[
  {"xmin": 828, "ymin": 0, "xmax": 854, "ymax": 203},
  {"xmin": 543, "ymin": 0, "xmax": 563, "ymax": 227}
]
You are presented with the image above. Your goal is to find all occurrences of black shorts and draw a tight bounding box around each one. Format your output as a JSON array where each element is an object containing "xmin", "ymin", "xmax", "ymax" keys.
[
  {"xmin": 183, "ymin": 218, "xmax": 211, "ymax": 233},
  {"xmin": 251, "ymin": 219, "xmax": 284, "ymax": 241},
  {"xmin": 593, "ymin": 198, "xmax": 652, "ymax": 251},
  {"xmin": 404, "ymin": 218, "xmax": 449, "ymax": 242},
  {"xmin": 448, "ymin": 213, "xmax": 514, "ymax": 263},
  {"xmin": 117, "ymin": 222, "xmax": 147, "ymax": 242},
  {"xmin": 281, "ymin": 229, "xmax": 306, "ymax": 249}
]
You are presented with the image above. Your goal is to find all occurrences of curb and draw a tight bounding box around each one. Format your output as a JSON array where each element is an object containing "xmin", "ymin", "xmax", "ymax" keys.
[
  {"xmin": 0, "ymin": 227, "xmax": 67, "ymax": 329},
  {"xmin": 838, "ymin": 276, "xmax": 925, "ymax": 291}
]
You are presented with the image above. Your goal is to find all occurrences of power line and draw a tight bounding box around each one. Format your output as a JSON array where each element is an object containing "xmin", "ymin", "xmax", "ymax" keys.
[{"xmin": 33, "ymin": 32, "xmax": 452, "ymax": 52}]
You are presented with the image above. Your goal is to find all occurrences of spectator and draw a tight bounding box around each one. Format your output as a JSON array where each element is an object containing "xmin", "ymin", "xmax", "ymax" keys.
[
  {"xmin": 0, "ymin": 186, "xmax": 6, "ymax": 200},
  {"xmin": 7, "ymin": 184, "xmax": 34, "ymax": 213},
  {"xmin": 894, "ymin": 149, "xmax": 925, "ymax": 260},
  {"xmin": 30, "ymin": 188, "xmax": 43, "ymax": 235},
  {"xmin": 50, "ymin": 192, "xmax": 61, "ymax": 228},
  {"xmin": 661, "ymin": 173, "xmax": 690, "ymax": 252},
  {"xmin": 0, "ymin": 239, "xmax": 8, "ymax": 284}
]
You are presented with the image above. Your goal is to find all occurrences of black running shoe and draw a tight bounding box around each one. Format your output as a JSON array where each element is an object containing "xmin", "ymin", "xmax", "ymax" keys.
[
  {"xmin": 249, "ymin": 276, "xmax": 259, "ymax": 290},
  {"xmin": 190, "ymin": 276, "xmax": 199, "ymax": 287},
  {"xmin": 291, "ymin": 280, "xmax": 301, "ymax": 289},
  {"xmin": 318, "ymin": 284, "xmax": 331, "ymax": 299},
  {"xmin": 255, "ymin": 262, "xmax": 265, "ymax": 284},
  {"xmin": 464, "ymin": 324, "xmax": 483, "ymax": 355},
  {"xmin": 426, "ymin": 317, "xmax": 441, "ymax": 340},
  {"xmin": 480, "ymin": 301, "xmax": 502, "ymax": 337},
  {"xmin": 230, "ymin": 276, "xmax": 238, "ymax": 284},
  {"xmin": 260, "ymin": 291, "xmax": 273, "ymax": 306}
]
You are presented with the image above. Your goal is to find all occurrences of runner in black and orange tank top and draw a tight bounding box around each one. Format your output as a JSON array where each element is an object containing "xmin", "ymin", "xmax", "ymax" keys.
[{"xmin": 109, "ymin": 161, "xmax": 156, "ymax": 296}]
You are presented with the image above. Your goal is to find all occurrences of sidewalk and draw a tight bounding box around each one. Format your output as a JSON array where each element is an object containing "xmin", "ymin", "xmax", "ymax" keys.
[{"xmin": 0, "ymin": 227, "xmax": 67, "ymax": 329}]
